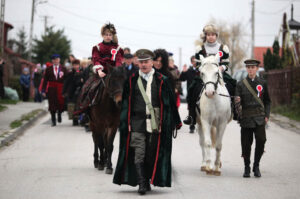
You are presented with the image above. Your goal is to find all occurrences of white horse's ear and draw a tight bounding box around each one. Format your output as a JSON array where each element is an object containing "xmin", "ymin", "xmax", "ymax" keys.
[{"xmin": 215, "ymin": 53, "xmax": 220, "ymax": 63}]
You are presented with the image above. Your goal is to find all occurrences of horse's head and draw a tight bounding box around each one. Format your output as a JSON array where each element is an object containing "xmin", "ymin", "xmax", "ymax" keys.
[
  {"xmin": 106, "ymin": 66, "xmax": 127, "ymax": 108},
  {"xmin": 199, "ymin": 54, "xmax": 224, "ymax": 98}
]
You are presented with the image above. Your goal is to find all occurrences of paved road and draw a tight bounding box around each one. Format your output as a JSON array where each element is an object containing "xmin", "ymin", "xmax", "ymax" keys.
[{"xmin": 0, "ymin": 104, "xmax": 299, "ymax": 199}]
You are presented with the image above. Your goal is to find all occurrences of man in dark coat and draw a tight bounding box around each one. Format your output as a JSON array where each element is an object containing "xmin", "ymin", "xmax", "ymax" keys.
[
  {"xmin": 122, "ymin": 53, "xmax": 138, "ymax": 78},
  {"xmin": 63, "ymin": 59, "xmax": 84, "ymax": 126},
  {"xmin": 179, "ymin": 55, "xmax": 198, "ymax": 133},
  {"xmin": 42, "ymin": 54, "xmax": 67, "ymax": 126},
  {"xmin": 113, "ymin": 49, "xmax": 182, "ymax": 195},
  {"xmin": 235, "ymin": 59, "xmax": 271, "ymax": 178}
]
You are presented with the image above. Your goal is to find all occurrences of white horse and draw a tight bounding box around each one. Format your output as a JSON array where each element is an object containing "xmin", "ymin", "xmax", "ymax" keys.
[{"xmin": 196, "ymin": 54, "xmax": 232, "ymax": 176}]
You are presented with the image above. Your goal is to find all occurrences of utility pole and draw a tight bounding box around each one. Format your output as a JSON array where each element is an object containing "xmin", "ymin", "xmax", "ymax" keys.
[
  {"xmin": 28, "ymin": 0, "xmax": 47, "ymax": 62},
  {"xmin": 40, "ymin": 15, "xmax": 51, "ymax": 34},
  {"xmin": 0, "ymin": 0, "xmax": 5, "ymax": 56},
  {"xmin": 178, "ymin": 47, "xmax": 182, "ymax": 69},
  {"xmin": 251, "ymin": 0, "xmax": 255, "ymax": 58},
  {"xmin": 28, "ymin": 0, "xmax": 35, "ymax": 62}
]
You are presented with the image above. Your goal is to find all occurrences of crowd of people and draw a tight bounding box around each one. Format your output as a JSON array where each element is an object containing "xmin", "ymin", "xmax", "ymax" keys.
[{"xmin": 1, "ymin": 22, "xmax": 270, "ymax": 195}]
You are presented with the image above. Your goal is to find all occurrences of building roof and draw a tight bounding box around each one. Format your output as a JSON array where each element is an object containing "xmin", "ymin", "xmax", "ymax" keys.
[
  {"xmin": 254, "ymin": 46, "xmax": 282, "ymax": 67},
  {"xmin": 289, "ymin": 19, "xmax": 300, "ymax": 30}
]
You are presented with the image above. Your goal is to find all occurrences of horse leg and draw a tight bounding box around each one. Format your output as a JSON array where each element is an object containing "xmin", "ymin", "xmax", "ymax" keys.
[
  {"xmin": 201, "ymin": 119, "xmax": 213, "ymax": 174},
  {"xmin": 105, "ymin": 128, "xmax": 117, "ymax": 174},
  {"xmin": 197, "ymin": 123, "xmax": 206, "ymax": 172},
  {"xmin": 214, "ymin": 123, "xmax": 226, "ymax": 176},
  {"xmin": 92, "ymin": 132, "xmax": 99, "ymax": 168},
  {"xmin": 98, "ymin": 134, "xmax": 105, "ymax": 170}
]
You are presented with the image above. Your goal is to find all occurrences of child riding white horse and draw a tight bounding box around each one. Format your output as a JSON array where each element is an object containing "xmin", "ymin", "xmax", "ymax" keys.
[{"xmin": 196, "ymin": 54, "xmax": 232, "ymax": 176}]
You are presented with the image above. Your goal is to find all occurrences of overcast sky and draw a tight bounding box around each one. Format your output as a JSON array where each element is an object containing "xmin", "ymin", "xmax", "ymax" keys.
[{"xmin": 5, "ymin": 0, "xmax": 300, "ymax": 67}]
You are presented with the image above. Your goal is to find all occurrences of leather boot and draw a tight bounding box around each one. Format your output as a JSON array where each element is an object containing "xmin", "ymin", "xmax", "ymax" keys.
[
  {"xmin": 135, "ymin": 163, "xmax": 147, "ymax": 195},
  {"xmin": 183, "ymin": 116, "xmax": 193, "ymax": 125},
  {"xmin": 57, "ymin": 112, "xmax": 62, "ymax": 123},
  {"xmin": 243, "ymin": 166, "xmax": 251, "ymax": 178},
  {"xmin": 189, "ymin": 125, "xmax": 195, "ymax": 134},
  {"xmin": 51, "ymin": 112, "xmax": 56, "ymax": 126},
  {"xmin": 253, "ymin": 166, "xmax": 261, "ymax": 177}
]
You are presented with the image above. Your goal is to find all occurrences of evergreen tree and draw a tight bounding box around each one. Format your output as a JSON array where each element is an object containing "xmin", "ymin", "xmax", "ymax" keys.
[
  {"xmin": 263, "ymin": 48, "xmax": 273, "ymax": 71},
  {"xmin": 32, "ymin": 26, "xmax": 71, "ymax": 64},
  {"xmin": 272, "ymin": 40, "xmax": 282, "ymax": 70},
  {"xmin": 8, "ymin": 27, "xmax": 28, "ymax": 59}
]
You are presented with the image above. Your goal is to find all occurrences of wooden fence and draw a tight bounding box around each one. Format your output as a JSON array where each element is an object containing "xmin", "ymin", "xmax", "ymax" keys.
[{"xmin": 261, "ymin": 67, "xmax": 300, "ymax": 106}]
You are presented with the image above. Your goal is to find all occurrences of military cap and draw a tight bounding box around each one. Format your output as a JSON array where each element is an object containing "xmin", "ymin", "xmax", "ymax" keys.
[
  {"xmin": 135, "ymin": 49, "xmax": 155, "ymax": 61},
  {"xmin": 123, "ymin": 53, "xmax": 134, "ymax": 59},
  {"xmin": 244, "ymin": 59, "xmax": 260, "ymax": 66},
  {"xmin": 51, "ymin": 54, "xmax": 60, "ymax": 59}
]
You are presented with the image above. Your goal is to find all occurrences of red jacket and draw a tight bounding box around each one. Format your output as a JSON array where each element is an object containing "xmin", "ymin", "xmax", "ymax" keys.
[{"xmin": 92, "ymin": 41, "xmax": 124, "ymax": 73}]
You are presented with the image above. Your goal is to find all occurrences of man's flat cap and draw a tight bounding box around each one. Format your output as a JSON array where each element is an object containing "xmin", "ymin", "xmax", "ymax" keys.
[{"xmin": 135, "ymin": 49, "xmax": 155, "ymax": 61}]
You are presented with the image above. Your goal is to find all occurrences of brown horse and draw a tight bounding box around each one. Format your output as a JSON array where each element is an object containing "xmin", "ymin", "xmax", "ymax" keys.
[{"xmin": 90, "ymin": 66, "xmax": 126, "ymax": 174}]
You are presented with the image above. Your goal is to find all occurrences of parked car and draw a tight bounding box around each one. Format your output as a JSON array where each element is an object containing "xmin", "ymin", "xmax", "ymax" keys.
[{"xmin": 233, "ymin": 67, "xmax": 265, "ymax": 82}]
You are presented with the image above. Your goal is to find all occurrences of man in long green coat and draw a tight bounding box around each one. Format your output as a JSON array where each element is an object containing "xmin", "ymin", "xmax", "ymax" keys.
[{"xmin": 113, "ymin": 49, "xmax": 182, "ymax": 195}]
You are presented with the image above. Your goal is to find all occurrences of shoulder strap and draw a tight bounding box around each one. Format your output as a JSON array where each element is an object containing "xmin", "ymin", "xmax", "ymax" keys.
[
  {"xmin": 137, "ymin": 77, "xmax": 158, "ymax": 132},
  {"xmin": 242, "ymin": 79, "xmax": 264, "ymax": 108}
]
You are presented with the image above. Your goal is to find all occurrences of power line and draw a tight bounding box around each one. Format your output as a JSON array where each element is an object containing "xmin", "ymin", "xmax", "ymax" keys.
[
  {"xmin": 256, "ymin": 1, "xmax": 294, "ymax": 15},
  {"xmin": 46, "ymin": 3, "xmax": 197, "ymax": 38}
]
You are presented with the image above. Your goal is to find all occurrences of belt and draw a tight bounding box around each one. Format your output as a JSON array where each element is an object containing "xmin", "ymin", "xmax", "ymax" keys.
[
  {"xmin": 48, "ymin": 81, "xmax": 63, "ymax": 87},
  {"xmin": 132, "ymin": 112, "xmax": 151, "ymax": 119}
]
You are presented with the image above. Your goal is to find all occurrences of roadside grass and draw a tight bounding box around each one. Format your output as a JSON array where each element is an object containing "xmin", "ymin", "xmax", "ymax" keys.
[
  {"xmin": 272, "ymin": 105, "xmax": 300, "ymax": 122},
  {"xmin": 0, "ymin": 104, "xmax": 7, "ymax": 112},
  {"xmin": 9, "ymin": 109, "xmax": 43, "ymax": 129},
  {"xmin": 0, "ymin": 99, "xmax": 18, "ymax": 104}
]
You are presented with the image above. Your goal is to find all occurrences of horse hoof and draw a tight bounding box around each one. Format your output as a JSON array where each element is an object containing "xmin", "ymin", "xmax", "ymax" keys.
[
  {"xmin": 206, "ymin": 169, "xmax": 214, "ymax": 175},
  {"xmin": 105, "ymin": 168, "xmax": 113, "ymax": 174},
  {"xmin": 200, "ymin": 166, "xmax": 207, "ymax": 172},
  {"xmin": 213, "ymin": 170, "xmax": 221, "ymax": 176},
  {"xmin": 98, "ymin": 164, "xmax": 105, "ymax": 171}
]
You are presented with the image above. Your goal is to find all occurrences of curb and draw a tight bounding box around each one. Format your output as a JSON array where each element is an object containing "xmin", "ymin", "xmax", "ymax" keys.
[
  {"xmin": 0, "ymin": 109, "xmax": 47, "ymax": 148},
  {"xmin": 270, "ymin": 113, "xmax": 300, "ymax": 134}
]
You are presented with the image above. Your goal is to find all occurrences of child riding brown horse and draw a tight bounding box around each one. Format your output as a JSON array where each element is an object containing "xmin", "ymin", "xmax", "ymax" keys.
[{"xmin": 90, "ymin": 66, "xmax": 126, "ymax": 174}]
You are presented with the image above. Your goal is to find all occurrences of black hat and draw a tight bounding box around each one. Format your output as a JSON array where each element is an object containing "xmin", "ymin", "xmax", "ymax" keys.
[
  {"xmin": 51, "ymin": 54, "xmax": 60, "ymax": 59},
  {"xmin": 123, "ymin": 53, "xmax": 133, "ymax": 59},
  {"xmin": 135, "ymin": 49, "xmax": 155, "ymax": 61},
  {"xmin": 244, "ymin": 59, "xmax": 260, "ymax": 66}
]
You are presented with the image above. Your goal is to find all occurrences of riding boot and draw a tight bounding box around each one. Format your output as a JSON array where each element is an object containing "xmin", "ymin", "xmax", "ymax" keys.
[
  {"xmin": 183, "ymin": 104, "xmax": 196, "ymax": 126},
  {"xmin": 51, "ymin": 112, "xmax": 56, "ymax": 126},
  {"xmin": 243, "ymin": 155, "xmax": 251, "ymax": 178},
  {"xmin": 189, "ymin": 124, "xmax": 195, "ymax": 134},
  {"xmin": 135, "ymin": 163, "xmax": 147, "ymax": 195},
  {"xmin": 253, "ymin": 165, "xmax": 261, "ymax": 177},
  {"xmin": 57, "ymin": 112, "xmax": 62, "ymax": 123},
  {"xmin": 253, "ymin": 158, "xmax": 262, "ymax": 177},
  {"xmin": 243, "ymin": 166, "xmax": 251, "ymax": 178}
]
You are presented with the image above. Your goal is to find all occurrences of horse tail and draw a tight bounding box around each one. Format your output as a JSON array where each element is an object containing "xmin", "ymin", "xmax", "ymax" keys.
[{"xmin": 210, "ymin": 126, "xmax": 216, "ymax": 148}]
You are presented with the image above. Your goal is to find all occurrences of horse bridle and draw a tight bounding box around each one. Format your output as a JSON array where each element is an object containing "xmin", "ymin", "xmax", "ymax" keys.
[{"xmin": 202, "ymin": 65, "xmax": 220, "ymax": 92}]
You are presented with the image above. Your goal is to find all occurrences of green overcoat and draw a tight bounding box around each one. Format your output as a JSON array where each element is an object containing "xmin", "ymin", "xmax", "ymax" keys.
[{"xmin": 113, "ymin": 71, "xmax": 182, "ymax": 187}]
